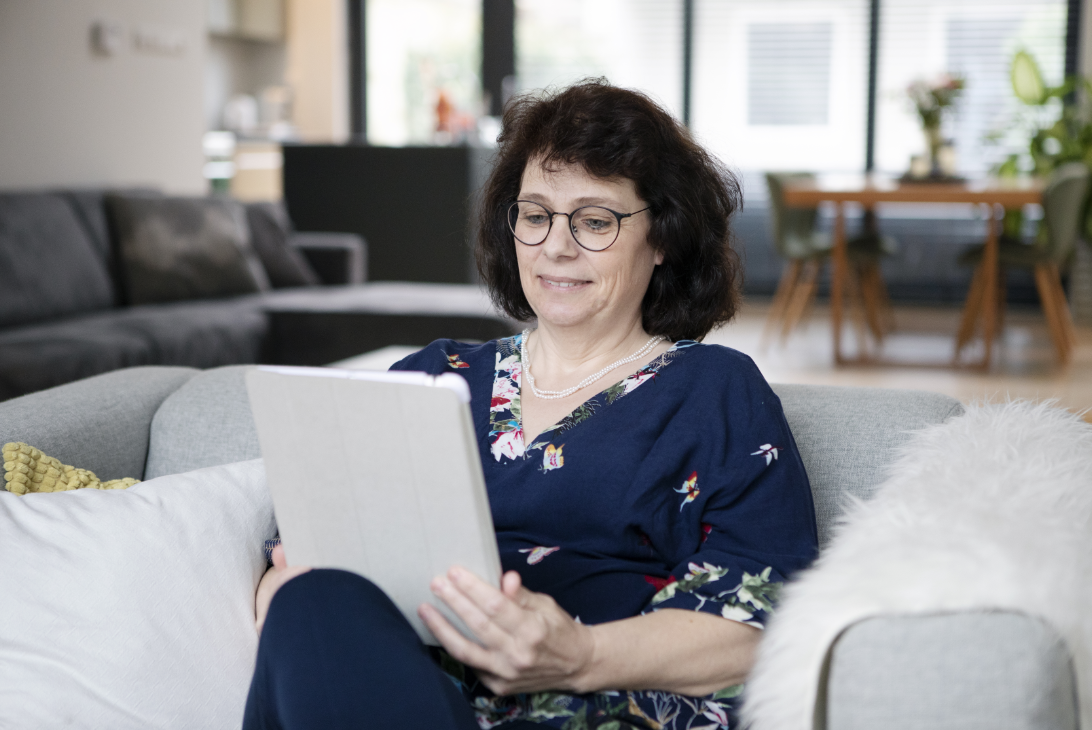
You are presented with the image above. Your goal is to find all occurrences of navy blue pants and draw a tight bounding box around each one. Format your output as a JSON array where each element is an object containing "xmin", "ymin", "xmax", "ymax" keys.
[{"xmin": 243, "ymin": 569, "xmax": 485, "ymax": 730}]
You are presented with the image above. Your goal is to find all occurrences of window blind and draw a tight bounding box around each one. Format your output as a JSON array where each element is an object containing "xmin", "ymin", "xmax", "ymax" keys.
[
  {"xmin": 873, "ymin": 0, "xmax": 1067, "ymax": 175},
  {"xmin": 691, "ymin": 0, "xmax": 871, "ymax": 174}
]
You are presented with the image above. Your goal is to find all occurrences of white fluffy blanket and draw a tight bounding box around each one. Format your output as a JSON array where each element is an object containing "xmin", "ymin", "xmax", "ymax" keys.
[{"xmin": 742, "ymin": 401, "xmax": 1092, "ymax": 730}]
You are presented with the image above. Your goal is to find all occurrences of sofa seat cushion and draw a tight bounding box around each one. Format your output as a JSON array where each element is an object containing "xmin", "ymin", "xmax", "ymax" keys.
[
  {"xmin": 0, "ymin": 459, "xmax": 275, "ymax": 730},
  {"xmin": 107, "ymin": 195, "xmax": 271, "ymax": 305},
  {"xmin": 106, "ymin": 298, "xmax": 268, "ymax": 368},
  {"xmin": 0, "ymin": 316, "xmax": 156, "ymax": 401},
  {"xmin": 0, "ymin": 193, "xmax": 116, "ymax": 328},
  {"xmin": 0, "ymin": 300, "xmax": 266, "ymax": 401}
]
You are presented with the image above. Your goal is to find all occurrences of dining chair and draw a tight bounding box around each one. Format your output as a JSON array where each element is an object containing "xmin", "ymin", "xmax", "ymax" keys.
[
  {"xmin": 763, "ymin": 172, "xmax": 897, "ymax": 345},
  {"xmin": 955, "ymin": 162, "xmax": 1090, "ymax": 364}
]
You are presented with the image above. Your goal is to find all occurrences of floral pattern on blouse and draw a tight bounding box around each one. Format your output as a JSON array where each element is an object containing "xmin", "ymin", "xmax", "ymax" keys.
[
  {"xmin": 519, "ymin": 546, "xmax": 561, "ymax": 564},
  {"xmin": 645, "ymin": 562, "xmax": 779, "ymax": 630},
  {"xmin": 540, "ymin": 444, "xmax": 564, "ymax": 472},
  {"xmin": 673, "ymin": 471, "xmax": 699, "ymax": 511},
  {"xmin": 433, "ymin": 645, "xmax": 745, "ymax": 730},
  {"xmin": 488, "ymin": 334, "xmax": 698, "ymax": 463},
  {"xmin": 388, "ymin": 335, "xmax": 818, "ymax": 730},
  {"xmin": 750, "ymin": 444, "xmax": 781, "ymax": 465}
]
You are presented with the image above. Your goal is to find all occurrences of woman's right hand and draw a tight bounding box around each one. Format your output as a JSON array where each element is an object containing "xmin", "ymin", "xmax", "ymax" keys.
[{"xmin": 255, "ymin": 543, "xmax": 312, "ymax": 634}]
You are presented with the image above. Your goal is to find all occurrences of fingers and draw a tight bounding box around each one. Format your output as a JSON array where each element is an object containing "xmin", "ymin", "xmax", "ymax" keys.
[
  {"xmin": 501, "ymin": 570, "xmax": 522, "ymax": 599},
  {"xmin": 271, "ymin": 543, "xmax": 286, "ymax": 569},
  {"xmin": 417, "ymin": 602, "xmax": 497, "ymax": 672},
  {"xmin": 430, "ymin": 574, "xmax": 517, "ymax": 647}
]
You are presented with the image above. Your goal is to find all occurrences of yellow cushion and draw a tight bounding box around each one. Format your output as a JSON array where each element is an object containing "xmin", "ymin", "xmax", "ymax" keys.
[{"xmin": 2, "ymin": 442, "xmax": 139, "ymax": 495}]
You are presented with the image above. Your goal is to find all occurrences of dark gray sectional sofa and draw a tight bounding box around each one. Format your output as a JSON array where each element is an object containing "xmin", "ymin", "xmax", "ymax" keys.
[{"xmin": 0, "ymin": 190, "xmax": 515, "ymax": 401}]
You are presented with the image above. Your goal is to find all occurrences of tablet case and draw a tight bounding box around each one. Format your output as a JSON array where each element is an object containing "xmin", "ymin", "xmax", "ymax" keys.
[{"xmin": 246, "ymin": 366, "xmax": 502, "ymax": 645}]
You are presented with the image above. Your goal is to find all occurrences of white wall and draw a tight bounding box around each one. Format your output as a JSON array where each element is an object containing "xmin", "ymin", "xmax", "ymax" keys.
[{"xmin": 0, "ymin": 0, "xmax": 206, "ymax": 193}]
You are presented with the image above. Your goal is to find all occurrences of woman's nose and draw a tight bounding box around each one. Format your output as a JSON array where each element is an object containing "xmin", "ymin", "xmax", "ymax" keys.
[{"xmin": 541, "ymin": 214, "xmax": 579, "ymax": 257}]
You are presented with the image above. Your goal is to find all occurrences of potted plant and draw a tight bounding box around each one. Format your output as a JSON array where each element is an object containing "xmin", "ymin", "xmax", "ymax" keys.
[
  {"xmin": 907, "ymin": 74, "xmax": 965, "ymax": 177},
  {"xmin": 1003, "ymin": 50, "xmax": 1092, "ymax": 321}
]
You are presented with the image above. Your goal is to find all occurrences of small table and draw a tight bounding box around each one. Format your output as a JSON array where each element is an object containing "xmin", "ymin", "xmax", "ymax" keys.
[{"xmin": 781, "ymin": 174, "xmax": 1046, "ymax": 368}]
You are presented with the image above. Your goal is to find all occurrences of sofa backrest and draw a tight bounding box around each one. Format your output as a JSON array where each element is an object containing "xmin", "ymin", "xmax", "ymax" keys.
[
  {"xmin": 144, "ymin": 366, "xmax": 261, "ymax": 479},
  {"xmin": 0, "ymin": 365, "xmax": 964, "ymax": 547},
  {"xmin": 0, "ymin": 193, "xmax": 118, "ymax": 328},
  {"xmin": 0, "ymin": 366, "xmax": 197, "ymax": 481},
  {"xmin": 772, "ymin": 383, "xmax": 964, "ymax": 548}
]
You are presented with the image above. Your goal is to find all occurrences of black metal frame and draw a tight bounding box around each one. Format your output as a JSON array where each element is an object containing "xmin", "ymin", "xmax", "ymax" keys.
[
  {"xmin": 683, "ymin": 0, "xmax": 694, "ymax": 127},
  {"xmin": 483, "ymin": 0, "xmax": 517, "ymax": 117},
  {"xmin": 865, "ymin": 0, "xmax": 880, "ymax": 171},
  {"xmin": 507, "ymin": 201, "xmax": 651, "ymax": 251},
  {"xmin": 348, "ymin": 0, "xmax": 366, "ymax": 141}
]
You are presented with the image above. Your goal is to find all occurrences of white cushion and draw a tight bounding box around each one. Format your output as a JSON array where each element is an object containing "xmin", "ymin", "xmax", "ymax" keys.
[{"xmin": 0, "ymin": 459, "xmax": 275, "ymax": 730}]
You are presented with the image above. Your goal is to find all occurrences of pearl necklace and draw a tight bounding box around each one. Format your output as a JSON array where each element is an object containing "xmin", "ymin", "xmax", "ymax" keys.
[{"xmin": 520, "ymin": 329, "xmax": 665, "ymax": 400}]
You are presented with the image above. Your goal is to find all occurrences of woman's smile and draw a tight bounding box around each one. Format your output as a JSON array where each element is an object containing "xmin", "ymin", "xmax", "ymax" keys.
[{"xmin": 538, "ymin": 275, "xmax": 591, "ymax": 291}]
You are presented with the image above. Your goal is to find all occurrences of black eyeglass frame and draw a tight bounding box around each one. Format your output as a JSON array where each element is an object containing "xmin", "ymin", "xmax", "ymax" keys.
[{"xmin": 507, "ymin": 200, "xmax": 651, "ymax": 252}]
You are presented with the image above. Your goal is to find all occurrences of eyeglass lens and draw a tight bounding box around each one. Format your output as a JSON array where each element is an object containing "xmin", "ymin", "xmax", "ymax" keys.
[{"xmin": 508, "ymin": 201, "xmax": 620, "ymax": 251}]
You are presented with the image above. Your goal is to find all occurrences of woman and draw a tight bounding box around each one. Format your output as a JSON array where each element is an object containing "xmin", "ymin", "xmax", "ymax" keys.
[{"xmin": 247, "ymin": 80, "xmax": 818, "ymax": 730}]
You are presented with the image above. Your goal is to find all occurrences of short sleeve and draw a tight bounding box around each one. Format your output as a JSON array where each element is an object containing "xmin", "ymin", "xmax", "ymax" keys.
[
  {"xmin": 642, "ymin": 361, "xmax": 818, "ymax": 629},
  {"xmin": 389, "ymin": 341, "xmax": 450, "ymax": 374}
]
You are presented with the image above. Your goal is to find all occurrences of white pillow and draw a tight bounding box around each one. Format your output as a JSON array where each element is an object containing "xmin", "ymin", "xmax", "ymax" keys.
[{"xmin": 0, "ymin": 459, "xmax": 275, "ymax": 730}]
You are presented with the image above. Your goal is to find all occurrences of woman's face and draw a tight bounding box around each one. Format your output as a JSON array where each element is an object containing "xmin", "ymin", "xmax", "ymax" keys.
[{"xmin": 514, "ymin": 159, "xmax": 663, "ymax": 332}]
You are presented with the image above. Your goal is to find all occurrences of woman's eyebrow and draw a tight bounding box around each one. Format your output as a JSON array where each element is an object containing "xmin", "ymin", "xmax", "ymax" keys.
[
  {"xmin": 517, "ymin": 192, "xmax": 630, "ymax": 208},
  {"xmin": 572, "ymin": 196, "xmax": 621, "ymax": 207}
]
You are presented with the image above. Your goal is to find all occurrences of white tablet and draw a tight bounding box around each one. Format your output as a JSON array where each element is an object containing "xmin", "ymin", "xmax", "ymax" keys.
[{"xmin": 245, "ymin": 365, "xmax": 501, "ymax": 645}]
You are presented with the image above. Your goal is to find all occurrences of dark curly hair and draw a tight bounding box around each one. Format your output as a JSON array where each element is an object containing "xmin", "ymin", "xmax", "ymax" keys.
[{"xmin": 476, "ymin": 79, "xmax": 742, "ymax": 342}]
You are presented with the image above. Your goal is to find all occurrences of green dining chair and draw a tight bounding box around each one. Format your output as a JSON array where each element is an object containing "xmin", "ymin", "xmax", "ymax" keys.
[
  {"xmin": 764, "ymin": 172, "xmax": 897, "ymax": 344},
  {"xmin": 955, "ymin": 161, "xmax": 1090, "ymax": 363}
]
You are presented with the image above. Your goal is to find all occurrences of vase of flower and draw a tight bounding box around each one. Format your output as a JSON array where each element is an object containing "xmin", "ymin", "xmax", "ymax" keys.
[{"xmin": 907, "ymin": 74, "xmax": 964, "ymax": 177}]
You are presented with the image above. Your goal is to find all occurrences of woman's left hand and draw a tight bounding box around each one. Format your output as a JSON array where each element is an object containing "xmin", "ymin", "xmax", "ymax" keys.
[{"xmin": 418, "ymin": 566, "xmax": 595, "ymax": 696}]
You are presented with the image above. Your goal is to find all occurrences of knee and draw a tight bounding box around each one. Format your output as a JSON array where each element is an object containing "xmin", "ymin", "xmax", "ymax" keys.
[{"xmin": 262, "ymin": 569, "xmax": 418, "ymax": 650}]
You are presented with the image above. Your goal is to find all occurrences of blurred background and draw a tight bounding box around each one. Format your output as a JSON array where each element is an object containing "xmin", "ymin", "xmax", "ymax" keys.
[{"xmin": 0, "ymin": 0, "xmax": 1089, "ymax": 412}]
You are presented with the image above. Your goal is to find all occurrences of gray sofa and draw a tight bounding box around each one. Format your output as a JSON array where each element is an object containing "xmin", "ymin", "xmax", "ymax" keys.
[
  {"xmin": 0, "ymin": 191, "xmax": 514, "ymax": 401},
  {"xmin": 0, "ymin": 366, "xmax": 1077, "ymax": 728}
]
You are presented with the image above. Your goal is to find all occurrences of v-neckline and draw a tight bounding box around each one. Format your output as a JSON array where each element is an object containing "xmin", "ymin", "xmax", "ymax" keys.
[{"xmin": 496, "ymin": 334, "xmax": 693, "ymax": 456}]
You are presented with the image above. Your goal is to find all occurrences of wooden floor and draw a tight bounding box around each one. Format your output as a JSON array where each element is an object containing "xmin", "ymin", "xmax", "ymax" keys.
[{"xmin": 707, "ymin": 299, "xmax": 1092, "ymax": 419}]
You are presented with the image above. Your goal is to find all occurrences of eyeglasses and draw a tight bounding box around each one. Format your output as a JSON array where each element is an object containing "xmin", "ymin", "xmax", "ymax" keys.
[{"xmin": 507, "ymin": 200, "xmax": 650, "ymax": 252}]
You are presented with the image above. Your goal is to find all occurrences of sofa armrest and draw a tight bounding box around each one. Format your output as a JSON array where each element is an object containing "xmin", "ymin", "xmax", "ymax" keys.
[
  {"xmin": 0, "ymin": 366, "xmax": 197, "ymax": 481},
  {"xmin": 290, "ymin": 232, "xmax": 367, "ymax": 285},
  {"xmin": 824, "ymin": 612, "xmax": 1077, "ymax": 730}
]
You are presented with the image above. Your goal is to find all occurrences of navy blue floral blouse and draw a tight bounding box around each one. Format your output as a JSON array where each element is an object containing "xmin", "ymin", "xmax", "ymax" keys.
[{"xmin": 388, "ymin": 334, "xmax": 819, "ymax": 730}]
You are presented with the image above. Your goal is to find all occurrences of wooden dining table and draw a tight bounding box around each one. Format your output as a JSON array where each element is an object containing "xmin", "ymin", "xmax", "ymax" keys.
[{"xmin": 780, "ymin": 174, "xmax": 1046, "ymax": 369}]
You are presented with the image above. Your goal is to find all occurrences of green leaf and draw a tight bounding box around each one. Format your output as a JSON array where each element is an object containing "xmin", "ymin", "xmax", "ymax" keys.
[
  {"xmin": 1012, "ymin": 50, "xmax": 1047, "ymax": 105},
  {"xmin": 529, "ymin": 692, "xmax": 576, "ymax": 720},
  {"xmin": 561, "ymin": 706, "xmax": 590, "ymax": 730},
  {"xmin": 711, "ymin": 684, "xmax": 745, "ymax": 700}
]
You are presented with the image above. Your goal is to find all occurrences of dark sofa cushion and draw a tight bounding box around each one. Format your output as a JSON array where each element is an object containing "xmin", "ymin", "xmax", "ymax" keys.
[
  {"xmin": 0, "ymin": 193, "xmax": 116, "ymax": 328},
  {"xmin": 107, "ymin": 195, "xmax": 270, "ymax": 305},
  {"xmin": 106, "ymin": 299, "xmax": 268, "ymax": 368},
  {"xmin": 245, "ymin": 202, "xmax": 321, "ymax": 288},
  {"xmin": 60, "ymin": 188, "xmax": 162, "ymax": 294},
  {"xmin": 0, "ymin": 317, "xmax": 154, "ymax": 401},
  {"xmin": 0, "ymin": 299, "xmax": 268, "ymax": 401}
]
